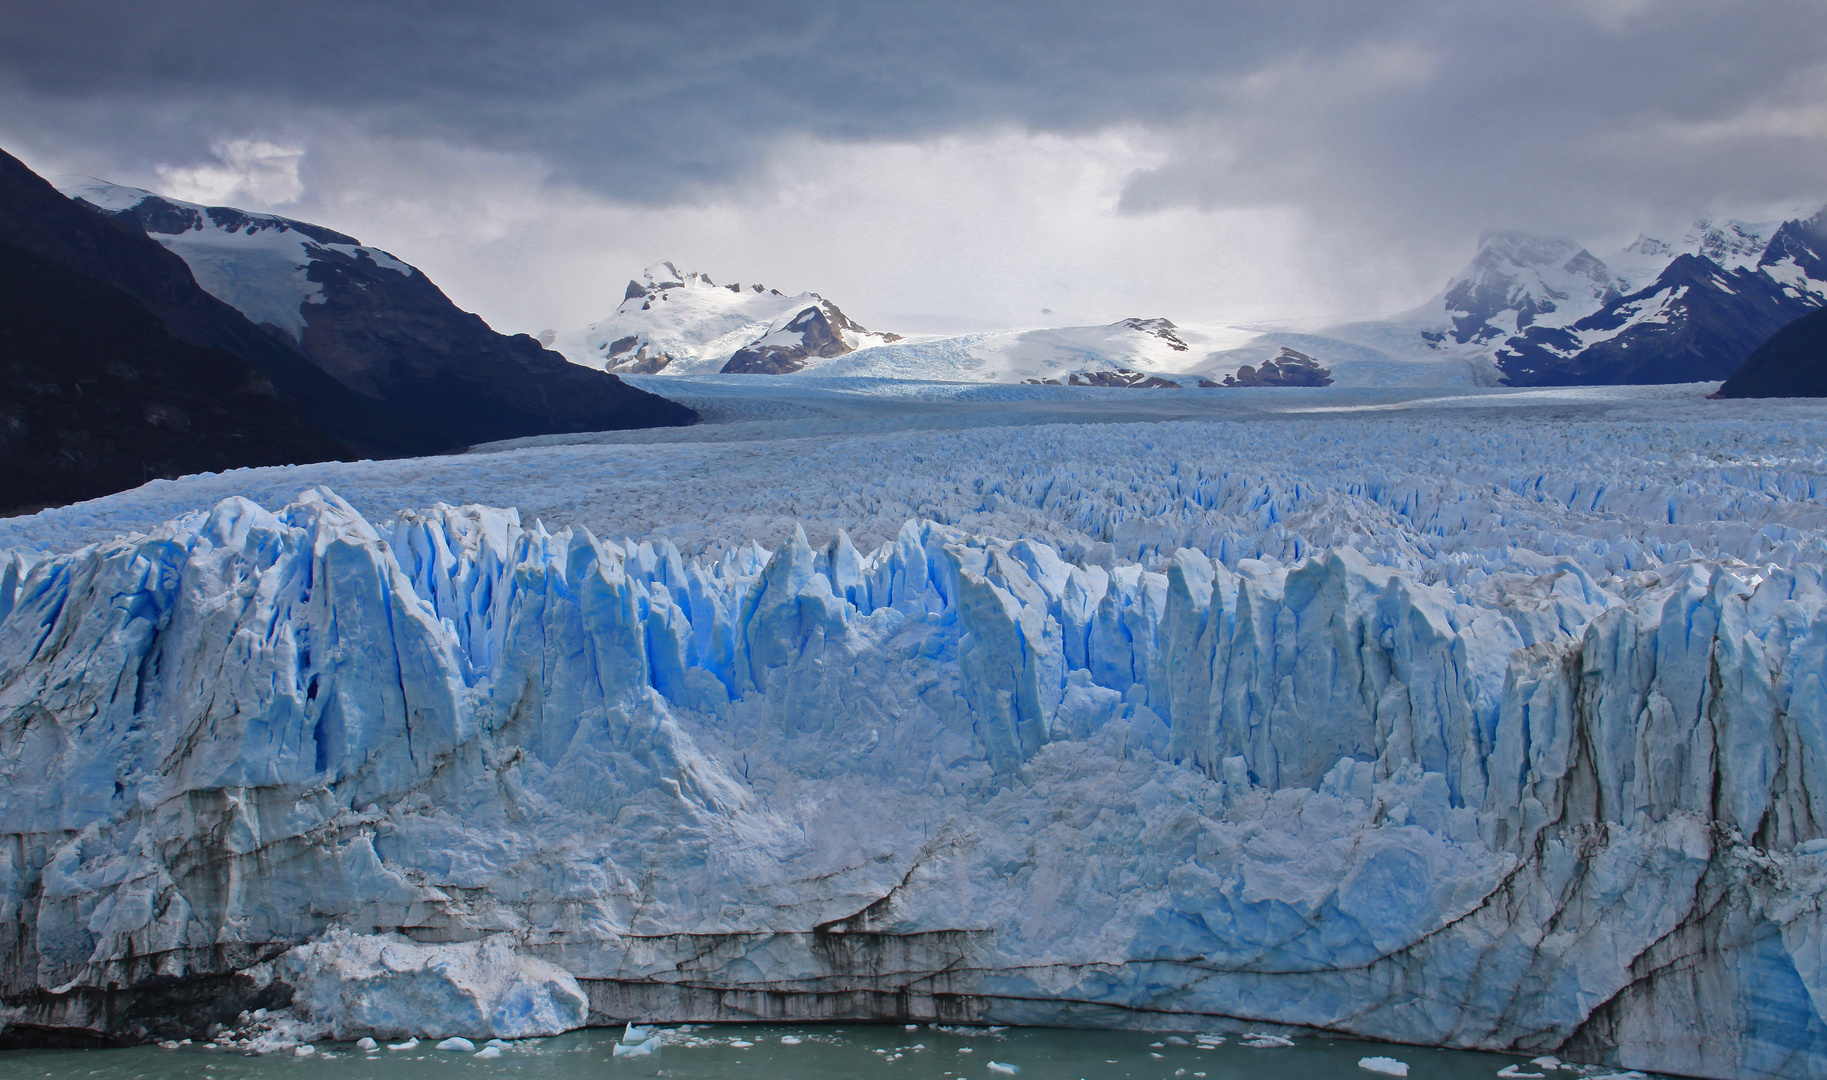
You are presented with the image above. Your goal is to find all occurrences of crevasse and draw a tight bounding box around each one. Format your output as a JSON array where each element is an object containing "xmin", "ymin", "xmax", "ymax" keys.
[{"xmin": 2, "ymin": 487, "xmax": 1826, "ymax": 1079}]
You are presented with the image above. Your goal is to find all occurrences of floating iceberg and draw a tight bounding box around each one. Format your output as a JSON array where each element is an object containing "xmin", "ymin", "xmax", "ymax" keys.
[{"xmin": 1, "ymin": 486, "xmax": 1826, "ymax": 1079}]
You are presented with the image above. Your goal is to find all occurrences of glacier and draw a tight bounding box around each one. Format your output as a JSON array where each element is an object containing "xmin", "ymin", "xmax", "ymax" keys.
[{"xmin": 4, "ymin": 383, "xmax": 1827, "ymax": 1078}]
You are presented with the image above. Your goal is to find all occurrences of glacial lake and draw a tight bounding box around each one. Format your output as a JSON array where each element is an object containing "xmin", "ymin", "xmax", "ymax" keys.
[{"xmin": 0, "ymin": 1024, "xmax": 1648, "ymax": 1080}]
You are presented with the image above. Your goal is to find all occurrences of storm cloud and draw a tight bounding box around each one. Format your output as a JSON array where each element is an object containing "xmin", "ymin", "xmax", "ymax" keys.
[{"xmin": 4, "ymin": 0, "xmax": 1825, "ymax": 332}]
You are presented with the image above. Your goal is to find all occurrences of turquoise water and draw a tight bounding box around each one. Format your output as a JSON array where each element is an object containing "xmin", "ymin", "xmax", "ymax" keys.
[{"xmin": 0, "ymin": 1025, "xmax": 1643, "ymax": 1080}]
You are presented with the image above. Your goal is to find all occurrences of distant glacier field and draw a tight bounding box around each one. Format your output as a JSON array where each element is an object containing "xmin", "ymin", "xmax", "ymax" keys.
[{"xmin": 4, "ymin": 380, "xmax": 1827, "ymax": 1080}]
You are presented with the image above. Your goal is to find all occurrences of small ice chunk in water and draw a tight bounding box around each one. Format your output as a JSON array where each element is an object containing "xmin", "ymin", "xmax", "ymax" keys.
[
  {"xmin": 437, "ymin": 1037, "xmax": 475, "ymax": 1052},
  {"xmin": 623, "ymin": 1023, "xmax": 653, "ymax": 1042},
  {"xmin": 1242, "ymin": 1033, "xmax": 1294, "ymax": 1048},
  {"xmin": 613, "ymin": 1036, "xmax": 660, "ymax": 1057},
  {"xmin": 388, "ymin": 1038, "xmax": 418, "ymax": 1050},
  {"xmin": 357, "ymin": 1037, "xmax": 378, "ymax": 1051},
  {"xmin": 294, "ymin": 1046, "xmax": 316, "ymax": 1057},
  {"xmin": 781, "ymin": 1036, "xmax": 803, "ymax": 1044},
  {"xmin": 1499, "ymin": 1067, "xmax": 1547, "ymax": 1078},
  {"xmin": 1359, "ymin": 1058, "xmax": 1410, "ymax": 1077},
  {"xmin": 988, "ymin": 1062, "xmax": 1019, "ymax": 1074},
  {"xmin": 475, "ymin": 1046, "xmax": 502, "ymax": 1059}
]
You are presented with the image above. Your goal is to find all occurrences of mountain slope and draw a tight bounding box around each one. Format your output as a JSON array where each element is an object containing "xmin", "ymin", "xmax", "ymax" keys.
[
  {"xmin": 1716, "ymin": 305, "xmax": 1827, "ymax": 397},
  {"xmin": 0, "ymin": 149, "xmax": 440, "ymax": 458},
  {"xmin": 64, "ymin": 182, "xmax": 697, "ymax": 445},
  {"xmin": 0, "ymin": 237, "xmax": 348, "ymax": 511},
  {"xmin": 1495, "ymin": 253, "xmax": 1823, "ymax": 385}
]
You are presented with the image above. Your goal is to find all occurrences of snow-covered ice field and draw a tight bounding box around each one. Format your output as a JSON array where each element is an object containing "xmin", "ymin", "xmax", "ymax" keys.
[
  {"xmin": 6, "ymin": 378, "xmax": 1827, "ymax": 1080},
  {"xmin": 6, "ymin": 379, "xmax": 1826, "ymax": 579}
]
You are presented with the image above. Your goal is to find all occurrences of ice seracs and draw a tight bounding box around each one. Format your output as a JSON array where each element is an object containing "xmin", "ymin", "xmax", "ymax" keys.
[{"xmin": 3, "ymin": 472, "xmax": 1827, "ymax": 1078}]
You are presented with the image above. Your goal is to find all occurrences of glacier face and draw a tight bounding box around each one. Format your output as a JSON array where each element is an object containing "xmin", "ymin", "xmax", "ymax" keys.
[{"xmin": 4, "ymin": 463, "xmax": 1827, "ymax": 1077}]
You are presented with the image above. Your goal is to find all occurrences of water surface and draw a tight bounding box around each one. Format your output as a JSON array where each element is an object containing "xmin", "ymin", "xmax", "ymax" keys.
[{"xmin": 0, "ymin": 1025, "xmax": 1651, "ymax": 1080}]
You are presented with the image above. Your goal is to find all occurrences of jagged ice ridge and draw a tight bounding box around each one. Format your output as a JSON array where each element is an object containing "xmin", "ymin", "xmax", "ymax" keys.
[{"xmin": 5, "ymin": 386, "xmax": 1827, "ymax": 1078}]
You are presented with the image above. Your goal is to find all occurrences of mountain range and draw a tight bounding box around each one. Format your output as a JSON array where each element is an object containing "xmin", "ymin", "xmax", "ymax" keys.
[
  {"xmin": 1206, "ymin": 213, "xmax": 1827, "ymax": 387},
  {"xmin": 553, "ymin": 211, "xmax": 1827, "ymax": 390}
]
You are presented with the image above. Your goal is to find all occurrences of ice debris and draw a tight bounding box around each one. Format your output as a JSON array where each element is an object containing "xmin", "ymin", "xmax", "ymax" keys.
[
  {"xmin": 282, "ymin": 928, "xmax": 586, "ymax": 1040},
  {"xmin": 1359, "ymin": 1058, "xmax": 1410, "ymax": 1077},
  {"xmin": 614, "ymin": 1036, "xmax": 661, "ymax": 1057}
]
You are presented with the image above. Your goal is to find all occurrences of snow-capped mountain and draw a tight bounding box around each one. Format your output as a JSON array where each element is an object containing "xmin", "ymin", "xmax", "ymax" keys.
[
  {"xmin": 554, "ymin": 262, "xmax": 900, "ymax": 374},
  {"xmin": 558, "ymin": 267, "xmax": 1277, "ymax": 384},
  {"xmin": 1227, "ymin": 211, "xmax": 1827, "ymax": 387},
  {"xmin": 61, "ymin": 180, "xmax": 695, "ymax": 445}
]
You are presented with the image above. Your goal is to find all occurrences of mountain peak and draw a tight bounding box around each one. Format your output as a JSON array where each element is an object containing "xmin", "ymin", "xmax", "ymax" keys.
[{"xmin": 1471, "ymin": 230, "xmax": 1585, "ymax": 266}]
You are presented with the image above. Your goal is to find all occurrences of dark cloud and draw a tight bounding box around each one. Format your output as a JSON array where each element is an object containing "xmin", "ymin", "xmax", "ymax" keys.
[
  {"xmin": 4, "ymin": 0, "xmax": 1826, "ymax": 326},
  {"xmin": 0, "ymin": 1, "xmax": 1440, "ymax": 198}
]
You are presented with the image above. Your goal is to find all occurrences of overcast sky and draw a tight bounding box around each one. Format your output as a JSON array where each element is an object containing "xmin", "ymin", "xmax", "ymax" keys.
[{"xmin": 4, "ymin": 0, "xmax": 1826, "ymax": 336}]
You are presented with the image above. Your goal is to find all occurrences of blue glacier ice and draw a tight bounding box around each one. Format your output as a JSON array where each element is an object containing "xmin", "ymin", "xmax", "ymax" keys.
[{"xmin": 1, "ymin": 482, "xmax": 1826, "ymax": 1078}]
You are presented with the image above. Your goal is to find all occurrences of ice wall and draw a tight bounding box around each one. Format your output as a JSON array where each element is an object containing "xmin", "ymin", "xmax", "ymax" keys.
[{"xmin": 2, "ymin": 488, "xmax": 1826, "ymax": 1078}]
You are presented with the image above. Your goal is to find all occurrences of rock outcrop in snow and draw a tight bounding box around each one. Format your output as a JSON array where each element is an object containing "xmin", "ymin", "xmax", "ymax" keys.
[
  {"xmin": 2, "ymin": 487, "xmax": 1827, "ymax": 1078},
  {"xmin": 556, "ymin": 262, "xmax": 899, "ymax": 375}
]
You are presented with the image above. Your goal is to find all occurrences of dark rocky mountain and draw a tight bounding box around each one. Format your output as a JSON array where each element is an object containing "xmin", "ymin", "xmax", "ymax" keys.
[
  {"xmin": 0, "ymin": 238, "xmax": 347, "ymax": 512},
  {"xmin": 1495, "ymin": 252, "xmax": 1823, "ymax": 385},
  {"xmin": 1716, "ymin": 306, "xmax": 1827, "ymax": 398},
  {"xmin": 0, "ymin": 148, "xmax": 439, "ymax": 460},
  {"xmin": 76, "ymin": 185, "xmax": 697, "ymax": 445}
]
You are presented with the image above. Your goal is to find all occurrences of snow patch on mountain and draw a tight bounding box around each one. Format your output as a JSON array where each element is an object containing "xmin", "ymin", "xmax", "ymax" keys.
[
  {"xmin": 807, "ymin": 318, "xmax": 1259, "ymax": 383},
  {"xmin": 58, "ymin": 178, "xmax": 413, "ymax": 341}
]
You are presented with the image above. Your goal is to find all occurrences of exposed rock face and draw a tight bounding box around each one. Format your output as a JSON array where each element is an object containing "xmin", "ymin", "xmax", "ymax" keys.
[
  {"xmin": 1024, "ymin": 369, "xmax": 1182, "ymax": 388},
  {"xmin": 4, "ymin": 489, "xmax": 1827, "ymax": 1077},
  {"xmin": 1119, "ymin": 318, "xmax": 1191, "ymax": 352},
  {"xmin": 721, "ymin": 299, "xmax": 889, "ymax": 374},
  {"xmin": 64, "ymin": 183, "xmax": 697, "ymax": 447},
  {"xmin": 1716, "ymin": 306, "xmax": 1827, "ymax": 397},
  {"xmin": 0, "ymin": 237, "xmax": 348, "ymax": 511},
  {"xmin": 1211, "ymin": 347, "xmax": 1334, "ymax": 387}
]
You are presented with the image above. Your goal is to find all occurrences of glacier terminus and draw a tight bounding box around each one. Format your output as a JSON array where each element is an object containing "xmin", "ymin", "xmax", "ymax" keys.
[{"xmin": 2, "ymin": 384, "xmax": 1827, "ymax": 1080}]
